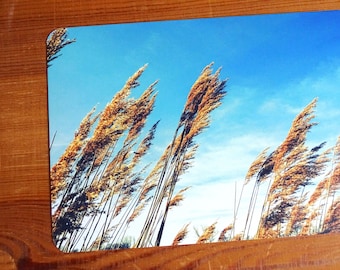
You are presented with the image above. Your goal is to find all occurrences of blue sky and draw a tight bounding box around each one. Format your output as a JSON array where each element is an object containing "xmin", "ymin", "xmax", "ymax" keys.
[{"xmin": 48, "ymin": 10, "xmax": 340, "ymax": 245}]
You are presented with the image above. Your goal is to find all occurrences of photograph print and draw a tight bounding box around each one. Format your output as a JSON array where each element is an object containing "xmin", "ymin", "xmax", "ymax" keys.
[{"xmin": 47, "ymin": 10, "xmax": 340, "ymax": 252}]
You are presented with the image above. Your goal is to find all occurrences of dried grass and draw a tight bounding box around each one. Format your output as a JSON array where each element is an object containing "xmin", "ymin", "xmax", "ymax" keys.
[
  {"xmin": 47, "ymin": 28, "xmax": 75, "ymax": 65},
  {"xmin": 50, "ymin": 33, "xmax": 340, "ymax": 248},
  {"xmin": 172, "ymin": 223, "xmax": 190, "ymax": 246},
  {"xmin": 51, "ymin": 62, "xmax": 227, "ymax": 251},
  {"xmin": 196, "ymin": 222, "xmax": 217, "ymax": 244},
  {"xmin": 254, "ymin": 98, "xmax": 332, "ymax": 238}
]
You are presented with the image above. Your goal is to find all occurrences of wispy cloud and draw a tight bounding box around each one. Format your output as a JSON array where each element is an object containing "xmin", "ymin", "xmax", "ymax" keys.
[
  {"xmin": 160, "ymin": 61, "xmax": 340, "ymax": 246},
  {"xmin": 259, "ymin": 98, "xmax": 302, "ymax": 115},
  {"xmin": 158, "ymin": 131, "xmax": 279, "ymax": 244}
]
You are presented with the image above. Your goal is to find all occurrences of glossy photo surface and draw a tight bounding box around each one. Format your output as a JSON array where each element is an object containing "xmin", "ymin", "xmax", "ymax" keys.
[{"xmin": 48, "ymin": 11, "xmax": 340, "ymax": 252}]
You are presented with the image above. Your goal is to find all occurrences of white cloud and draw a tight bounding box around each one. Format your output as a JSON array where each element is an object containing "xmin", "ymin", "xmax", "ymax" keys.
[
  {"xmin": 157, "ymin": 61, "xmax": 340, "ymax": 246},
  {"xmin": 155, "ymin": 131, "xmax": 279, "ymax": 245},
  {"xmin": 189, "ymin": 133, "xmax": 278, "ymax": 178},
  {"xmin": 259, "ymin": 98, "xmax": 302, "ymax": 116}
]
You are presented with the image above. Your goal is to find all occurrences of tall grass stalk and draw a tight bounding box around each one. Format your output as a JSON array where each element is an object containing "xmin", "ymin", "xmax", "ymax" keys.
[
  {"xmin": 135, "ymin": 63, "xmax": 227, "ymax": 247},
  {"xmin": 51, "ymin": 62, "xmax": 227, "ymax": 251},
  {"xmin": 240, "ymin": 147, "xmax": 270, "ymax": 239}
]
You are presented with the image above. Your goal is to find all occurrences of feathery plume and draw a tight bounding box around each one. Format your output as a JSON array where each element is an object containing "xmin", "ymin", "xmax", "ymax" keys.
[{"xmin": 172, "ymin": 223, "xmax": 190, "ymax": 246}]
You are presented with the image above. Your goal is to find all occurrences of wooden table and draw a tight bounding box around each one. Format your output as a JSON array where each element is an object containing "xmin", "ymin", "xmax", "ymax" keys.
[{"xmin": 1, "ymin": 0, "xmax": 340, "ymax": 269}]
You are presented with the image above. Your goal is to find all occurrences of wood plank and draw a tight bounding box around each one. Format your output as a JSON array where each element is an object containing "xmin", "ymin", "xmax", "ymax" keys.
[{"xmin": 1, "ymin": 0, "xmax": 340, "ymax": 269}]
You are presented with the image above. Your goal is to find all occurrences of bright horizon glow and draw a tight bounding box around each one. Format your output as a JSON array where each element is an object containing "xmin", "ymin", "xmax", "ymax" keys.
[{"xmin": 48, "ymin": 10, "xmax": 340, "ymax": 247}]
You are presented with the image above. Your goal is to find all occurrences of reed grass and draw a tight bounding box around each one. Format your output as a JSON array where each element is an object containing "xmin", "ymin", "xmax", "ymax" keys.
[
  {"xmin": 50, "ymin": 48, "xmax": 227, "ymax": 250},
  {"xmin": 50, "ymin": 29, "xmax": 340, "ymax": 249},
  {"xmin": 218, "ymin": 224, "xmax": 233, "ymax": 242},
  {"xmin": 228, "ymin": 98, "xmax": 340, "ymax": 241},
  {"xmin": 47, "ymin": 28, "xmax": 75, "ymax": 66},
  {"xmin": 172, "ymin": 223, "xmax": 190, "ymax": 246},
  {"xmin": 196, "ymin": 222, "xmax": 217, "ymax": 244}
]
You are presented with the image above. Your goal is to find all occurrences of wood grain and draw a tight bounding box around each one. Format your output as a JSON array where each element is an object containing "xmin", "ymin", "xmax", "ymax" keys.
[{"xmin": 1, "ymin": 0, "xmax": 340, "ymax": 269}]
